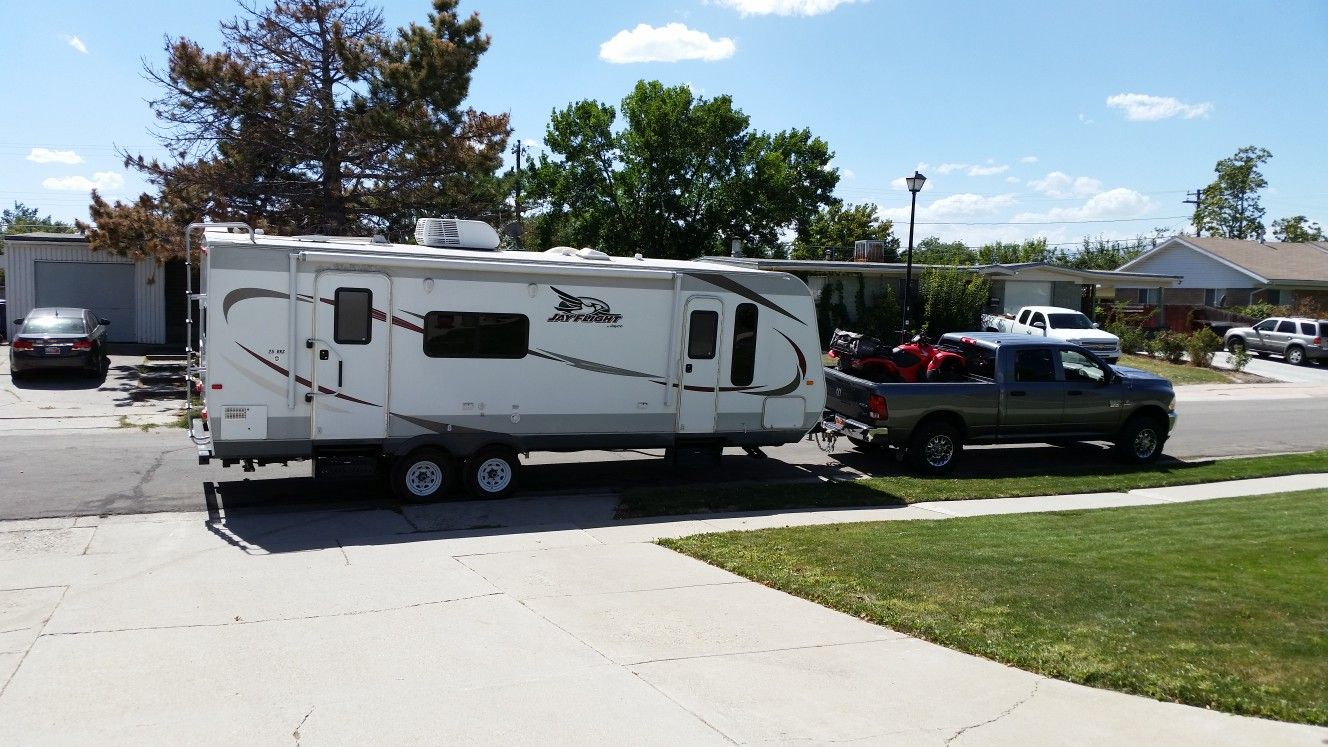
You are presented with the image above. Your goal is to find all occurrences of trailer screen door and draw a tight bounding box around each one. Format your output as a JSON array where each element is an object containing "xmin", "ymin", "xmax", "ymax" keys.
[
  {"xmin": 677, "ymin": 297, "xmax": 722, "ymax": 433},
  {"xmin": 311, "ymin": 271, "xmax": 390, "ymax": 440}
]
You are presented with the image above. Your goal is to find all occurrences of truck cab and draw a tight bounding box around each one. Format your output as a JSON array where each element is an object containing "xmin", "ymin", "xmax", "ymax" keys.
[{"xmin": 983, "ymin": 306, "xmax": 1121, "ymax": 362}]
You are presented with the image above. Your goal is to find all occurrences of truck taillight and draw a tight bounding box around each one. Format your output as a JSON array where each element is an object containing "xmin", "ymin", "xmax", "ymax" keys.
[
  {"xmin": 13, "ymin": 340, "xmax": 33, "ymax": 351},
  {"xmin": 868, "ymin": 394, "xmax": 888, "ymax": 420},
  {"xmin": 71, "ymin": 339, "xmax": 93, "ymax": 351}
]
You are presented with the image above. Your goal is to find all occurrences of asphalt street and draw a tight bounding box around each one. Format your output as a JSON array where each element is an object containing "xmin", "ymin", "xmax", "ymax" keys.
[{"xmin": 2, "ymin": 393, "xmax": 1327, "ymax": 521}]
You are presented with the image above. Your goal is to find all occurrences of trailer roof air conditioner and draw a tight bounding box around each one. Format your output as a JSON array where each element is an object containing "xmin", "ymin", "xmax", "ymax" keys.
[{"xmin": 414, "ymin": 218, "xmax": 501, "ymax": 251}]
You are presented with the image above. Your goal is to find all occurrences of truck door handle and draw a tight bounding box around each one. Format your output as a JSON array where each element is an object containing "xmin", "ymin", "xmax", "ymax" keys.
[
  {"xmin": 685, "ymin": 363, "xmax": 693, "ymax": 373},
  {"xmin": 1010, "ymin": 390, "xmax": 1027, "ymax": 397}
]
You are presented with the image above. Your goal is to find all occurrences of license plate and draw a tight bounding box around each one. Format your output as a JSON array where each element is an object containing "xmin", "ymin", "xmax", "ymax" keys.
[{"xmin": 44, "ymin": 347, "xmax": 62, "ymax": 356}]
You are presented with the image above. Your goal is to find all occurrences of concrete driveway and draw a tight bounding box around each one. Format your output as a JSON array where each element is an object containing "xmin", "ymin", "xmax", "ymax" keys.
[
  {"xmin": 0, "ymin": 348, "xmax": 182, "ymax": 432},
  {"xmin": 1, "ymin": 479, "xmax": 1324, "ymax": 745},
  {"xmin": 1212, "ymin": 350, "xmax": 1328, "ymax": 385}
]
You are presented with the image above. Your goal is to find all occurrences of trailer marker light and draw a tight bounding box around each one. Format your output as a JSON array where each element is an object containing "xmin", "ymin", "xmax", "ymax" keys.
[{"xmin": 211, "ymin": 383, "xmax": 223, "ymax": 390}]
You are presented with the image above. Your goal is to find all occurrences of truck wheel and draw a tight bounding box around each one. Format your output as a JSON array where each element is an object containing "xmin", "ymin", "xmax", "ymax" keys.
[
  {"xmin": 1114, "ymin": 416, "xmax": 1166, "ymax": 464},
  {"xmin": 907, "ymin": 421, "xmax": 962, "ymax": 475},
  {"xmin": 1286, "ymin": 346, "xmax": 1306, "ymax": 366},
  {"xmin": 391, "ymin": 448, "xmax": 455, "ymax": 503},
  {"xmin": 465, "ymin": 446, "xmax": 521, "ymax": 499}
]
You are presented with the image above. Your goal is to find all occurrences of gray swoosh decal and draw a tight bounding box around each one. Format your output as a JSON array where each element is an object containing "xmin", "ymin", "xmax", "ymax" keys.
[
  {"xmin": 686, "ymin": 273, "xmax": 805, "ymax": 325},
  {"xmin": 222, "ymin": 288, "xmax": 292, "ymax": 320},
  {"xmin": 389, "ymin": 413, "xmax": 499, "ymax": 435},
  {"xmin": 532, "ymin": 349, "xmax": 660, "ymax": 379}
]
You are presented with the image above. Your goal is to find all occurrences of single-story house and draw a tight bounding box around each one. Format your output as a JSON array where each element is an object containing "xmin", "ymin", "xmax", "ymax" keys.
[
  {"xmin": 1114, "ymin": 236, "xmax": 1328, "ymax": 312},
  {"xmin": 706, "ymin": 257, "xmax": 1178, "ymax": 319},
  {"xmin": 2, "ymin": 232, "xmax": 188, "ymax": 344}
]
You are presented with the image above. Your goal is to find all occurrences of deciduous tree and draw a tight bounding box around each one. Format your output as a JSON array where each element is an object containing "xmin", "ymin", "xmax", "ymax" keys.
[
  {"xmin": 81, "ymin": 0, "xmax": 509, "ymax": 260},
  {"xmin": 790, "ymin": 202, "xmax": 896, "ymax": 260},
  {"xmin": 1192, "ymin": 146, "xmax": 1272, "ymax": 240},
  {"xmin": 525, "ymin": 80, "xmax": 838, "ymax": 260},
  {"xmin": 1270, "ymin": 215, "xmax": 1324, "ymax": 243}
]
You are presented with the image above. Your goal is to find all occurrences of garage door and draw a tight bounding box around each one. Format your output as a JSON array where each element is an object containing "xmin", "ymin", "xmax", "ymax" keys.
[
  {"xmin": 1003, "ymin": 281, "xmax": 1052, "ymax": 314},
  {"xmin": 34, "ymin": 261, "xmax": 137, "ymax": 342}
]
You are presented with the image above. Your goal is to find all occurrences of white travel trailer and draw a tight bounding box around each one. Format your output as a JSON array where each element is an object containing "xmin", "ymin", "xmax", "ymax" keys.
[{"xmin": 188, "ymin": 219, "xmax": 826, "ymax": 501}]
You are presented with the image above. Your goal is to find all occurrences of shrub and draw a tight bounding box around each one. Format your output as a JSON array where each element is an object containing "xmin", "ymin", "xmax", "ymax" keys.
[
  {"xmin": 1229, "ymin": 345, "xmax": 1251, "ymax": 372},
  {"xmin": 1106, "ymin": 321, "xmax": 1147, "ymax": 356},
  {"xmin": 857, "ymin": 279, "xmax": 900, "ymax": 341},
  {"xmin": 1184, "ymin": 327, "xmax": 1222, "ymax": 367},
  {"xmin": 1152, "ymin": 331, "xmax": 1187, "ymax": 365},
  {"xmin": 919, "ymin": 267, "xmax": 990, "ymax": 337}
]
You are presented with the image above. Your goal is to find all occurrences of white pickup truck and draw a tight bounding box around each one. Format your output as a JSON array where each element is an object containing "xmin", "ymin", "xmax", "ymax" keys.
[{"xmin": 982, "ymin": 305, "xmax": 1121, "ymax": 362}]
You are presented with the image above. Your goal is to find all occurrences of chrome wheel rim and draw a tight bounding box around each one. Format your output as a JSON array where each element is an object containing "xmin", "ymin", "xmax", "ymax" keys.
[
  {"xmin": 1288, "ymin": 349, "xmax": 1303, "ymax": 364},
  {"xmin": 475, "ymin": 457, "xmax": 512, "ymax": 493},
  {"xmin": 924, "ymin": 435, "xmax": 954, "ymax": 467},
  {"xmin": 1133, "ymin": 428, "xmax": 1158, "ymax": 459},
  {"xmin": 405, "ymin": 461, "xmax": 443, "ymax": 497}
]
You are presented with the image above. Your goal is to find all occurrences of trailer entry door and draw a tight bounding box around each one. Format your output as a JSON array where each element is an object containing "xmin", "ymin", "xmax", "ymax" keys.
[
  {"xmin": 677, "ymin": 297, "xmax": 723, "ymax": 434},
  {"xmin": 311, "ymin": 272, "xmax": 390, "ymax": 441}
]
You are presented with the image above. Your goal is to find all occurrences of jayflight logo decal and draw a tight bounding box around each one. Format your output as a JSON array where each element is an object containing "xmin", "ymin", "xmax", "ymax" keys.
[{"xmin": 548, "ymin": 287, "xmax": 623, "ymax": 325}]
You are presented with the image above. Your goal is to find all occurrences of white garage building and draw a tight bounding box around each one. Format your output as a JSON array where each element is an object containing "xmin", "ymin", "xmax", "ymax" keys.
[{"xmin": 3, "ymin": 232, "xmax": 167, "ymax": 344}]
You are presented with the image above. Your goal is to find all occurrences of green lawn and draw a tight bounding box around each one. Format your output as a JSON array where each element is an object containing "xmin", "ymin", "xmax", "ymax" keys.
[
  {"xmin": 664, "ymin": 490, "xmax": 1328, "ymax": 725},
  {"xmin": 1118, "ymin": 353, "xmax": 1234, "ymax": 384},
  {"xmin": 617, "ymin": 449, "xmax": 1328, "ymax": 518}
]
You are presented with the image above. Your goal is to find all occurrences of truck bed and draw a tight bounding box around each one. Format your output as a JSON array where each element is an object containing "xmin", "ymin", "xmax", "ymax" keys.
[{"xmin": 824, "ymin": 367, "xmax": 999, "ymax": 441}]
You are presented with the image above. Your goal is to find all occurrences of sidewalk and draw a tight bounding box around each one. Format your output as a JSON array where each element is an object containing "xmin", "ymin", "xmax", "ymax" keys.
[{"xmin": 1, "ymin": 476, "xmax": 1325, "ymax": 745}]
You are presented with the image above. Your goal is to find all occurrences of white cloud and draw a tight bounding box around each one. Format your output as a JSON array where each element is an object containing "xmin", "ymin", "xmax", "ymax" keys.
[
  {"xmin": 1005, "ymin": 176, "xmax": 1020, "ymax": 184},
  {"xmin": 599, "ymin": 23, "xmax": 735, "ymax": 63},
  {"xmin": 1078, "ymin": 112, "xmax": 1094, "ymax": 125},
  {"xmin": 877, "ymin": 192, "xmax": 1018, "ymax": 224},
  {"xmin": 889, "ymin": 176, "xmax": 906, "ymax": 190},
  {"xmin": 1019, "ymin": 155, "xmax": 1038, "ymax": 164},
  {"xmin": 1106, "ymin": 93, "xmax": 1212, "ymax": 121},
  {"xmin": 916, "ymin": 162, "xmax": 930, "ymax": 172},
  {"xmin": 935, "ymin": 163, "xmax": 969, "ymax": 175},
  {"xmin": 712, "ymin": 0, "xmax": 859, "ymax": 16},
  {"xmin": 1027, "ymin": 171, "xmax": 1102, "ymax": 199},
  {"xmin": 64, "ymin": 35, "xmax": 88, "ymax": 54},
  {"xmin": 26, "ymin": 148, "xmax": 83, "ymax": 165},
  {"xmin": 968, "ymin": 163, "xmax": 1008, "ymax": 177},
  {"xmin": 840, "ymin": 168, "xmax": 856, "ymax": 180},
  {"xmin": 42, "ymin": 171, "xmax": 124, "ymax": 192},
  {"xmin": 1011, "ymin": 187, "xmax": 1153, "ymax": 223}
]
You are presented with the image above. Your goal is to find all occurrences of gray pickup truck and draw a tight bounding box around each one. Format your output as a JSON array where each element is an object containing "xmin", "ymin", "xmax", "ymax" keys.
[{"xmin": 821, "ymin": 332, "xmax": 1177, "ymax": 474}]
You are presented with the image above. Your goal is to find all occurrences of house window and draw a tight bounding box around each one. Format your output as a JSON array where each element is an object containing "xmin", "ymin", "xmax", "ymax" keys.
[
  {"xmin": 687, "ymin": 310, "xmax": 719, "ymax": 360},
  {"xmin": 422, "ymin": 312, "xmax": 528, "ymax": 358},
  {"xmin": 730, "ymin": 303, "xmax": 759, "ymax": 386},
  {"xmin": 333, "ymin": 288, "xmax": 372, "ymax": 344}
]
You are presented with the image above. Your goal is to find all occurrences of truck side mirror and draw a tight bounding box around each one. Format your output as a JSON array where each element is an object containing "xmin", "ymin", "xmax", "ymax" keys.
[
  {"xmin": 1092, "ymin": 322, "xmax": 1100, "ymax": 328},
  {"xmin": 99, "ymin": 318, "xmax": 111, "ymax": 326},
  {"xmin": 1032, "ymin": 321, "xmax": 1046, "ymax": 330},
  {"xmin": 12, "ymin": 318, "xmax": 22, "ymax": 326}
]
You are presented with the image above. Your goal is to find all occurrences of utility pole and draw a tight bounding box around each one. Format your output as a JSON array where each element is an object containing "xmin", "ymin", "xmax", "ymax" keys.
[
  {"xmin": 512, "ymin": 139, "xmax": 524, "ymax": 228},
  {"xmin": 1183, "ymin": 188, "xmax": 1204, "ymax": 236}
]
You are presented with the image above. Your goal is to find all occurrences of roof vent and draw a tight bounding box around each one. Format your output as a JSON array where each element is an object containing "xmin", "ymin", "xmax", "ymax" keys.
[{"xmin": 414, "ymin": 218, "xmax": 501, "ymax": 251}]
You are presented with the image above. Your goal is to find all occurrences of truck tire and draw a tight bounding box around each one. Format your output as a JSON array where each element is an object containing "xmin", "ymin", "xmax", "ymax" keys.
[
  {"xmin": 907, "ymin": 421, "xmax": 962, "ymax": 475},
  {"xmin": 1286, "ymin": 346, "xmax": 1306, "ymax": 366},
  {"xmin": 465, "ymin": 445, "xmax": 521, "ymax": 499},
  {"xmin": 1226, "ymin": 337, "xmax": 1245, "ymax": 355},
  {"xmin": 1114, "ymin": 415, "xmax": 1166, "ymax": 464},
  {"xmin": 391, "ymin": 448, "xmax": 455, "ymax": 503}
]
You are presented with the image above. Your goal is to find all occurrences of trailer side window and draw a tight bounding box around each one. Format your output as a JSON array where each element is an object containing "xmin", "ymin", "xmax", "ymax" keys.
[
  {"xmin": 730, "ymin": 303, "xmax": 758, "ymax": 386},
  {"xmin": 423, "ymin": 312, "xmax": 528, "ymax": 359},
  {"xmin": 687, "ymin": 310, "xmax": 719, "ymax": 360},
  {"xmin": 334, "ymin": 288, "xmax": 373, "ymax": 344}
]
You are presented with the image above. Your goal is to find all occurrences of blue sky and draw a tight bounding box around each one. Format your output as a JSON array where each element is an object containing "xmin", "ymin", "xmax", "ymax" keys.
[{"xmin": 2, "ymin": 0, "xmax": 1325, "ymax": 252}]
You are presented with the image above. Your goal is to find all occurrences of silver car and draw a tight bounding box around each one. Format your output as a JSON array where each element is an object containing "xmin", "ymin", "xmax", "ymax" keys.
[{"xmin": 1223, "ymin": 317, "xmax": 1328, "ymax": 366}]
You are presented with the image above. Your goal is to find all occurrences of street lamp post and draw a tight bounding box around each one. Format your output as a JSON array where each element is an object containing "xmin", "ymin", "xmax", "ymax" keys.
[{"xmin": 899, "ymin": 170, "xmax": 926, "ymax": 343}]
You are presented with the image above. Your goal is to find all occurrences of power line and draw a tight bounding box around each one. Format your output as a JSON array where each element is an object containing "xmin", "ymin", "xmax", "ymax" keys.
[{"xmin": 909, "ymin": 215, "xmax": 1190, "ymax": 226}]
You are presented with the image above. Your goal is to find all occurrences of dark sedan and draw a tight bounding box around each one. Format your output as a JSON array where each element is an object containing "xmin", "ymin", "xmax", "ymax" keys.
[{"xmin": 9, "ymin": 308, "xmax": 110, "ymax": 378}]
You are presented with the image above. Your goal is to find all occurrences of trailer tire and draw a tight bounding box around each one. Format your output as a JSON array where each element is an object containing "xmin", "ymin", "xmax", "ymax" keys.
[
  {"xmin": 906, "ymin": 420, "xmax": 962, "ymax": 475},
  {"xmin": 465, "ymin": 446, "xmax": 521, "ymax": 499},
  {"xmin": 391, "ymin": 448, "xmax": 455, "ymax": 503}
]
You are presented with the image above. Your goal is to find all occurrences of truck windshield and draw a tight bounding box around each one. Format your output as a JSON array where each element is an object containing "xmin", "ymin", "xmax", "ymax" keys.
[{"xmin": 1047, "ymin": 313, "xmax": 1093, "ymax": 329}]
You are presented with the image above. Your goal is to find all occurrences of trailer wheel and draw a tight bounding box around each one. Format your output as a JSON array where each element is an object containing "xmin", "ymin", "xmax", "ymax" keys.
[
  {"xmin": 906, "ymin": 420, "xmax": 962, "ymax": 475},
  {"xmin": 465, "ymin": 446, "xmax": 521, "ymax": 499},
  {"xmin": 391, "ymin": 448, "xmax": 455, "ymax": 503}
]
